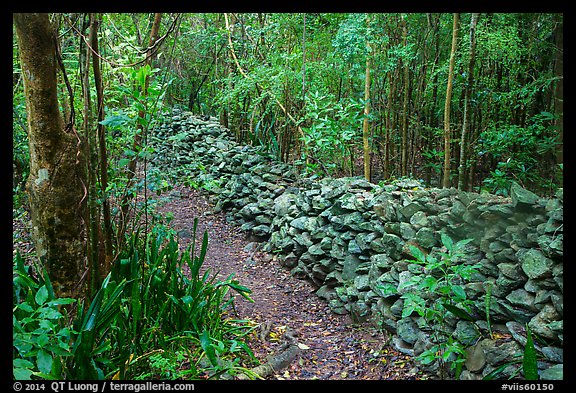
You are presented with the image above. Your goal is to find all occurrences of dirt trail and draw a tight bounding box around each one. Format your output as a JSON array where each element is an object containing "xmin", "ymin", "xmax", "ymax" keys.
[{"xmin": 155, "ymin": 184, "xmax": 425, "ymax": 380}]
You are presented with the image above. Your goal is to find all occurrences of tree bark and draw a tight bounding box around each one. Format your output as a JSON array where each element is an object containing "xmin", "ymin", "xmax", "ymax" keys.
[
  {"xmin": 80, "ymin": 13, "xmax": 102, "ymax": 296},
  {"xmin": 362, "ymin": 41, "xmax": 372, "ymax": 182},
  {"xmin": 442, "ymin": 13, "xmax": 459, "ymax": 188},
  {"xmin": 457, "ymin": 13, "xmax": 479, "ymax": 190},
  {"xmin": 90, "ymin": 14, "xmax": 114, "ymax": 275},
  {"xmin": 400, "ymin": 13, "xmax": 410, "ymax": 177},
  {"xmin": 553, "ymin": 14, "xmax": 563, "ymax": 164},
  {"xmin": 14, "ymin": 13, "xmax": 86, "ymax": 298}
]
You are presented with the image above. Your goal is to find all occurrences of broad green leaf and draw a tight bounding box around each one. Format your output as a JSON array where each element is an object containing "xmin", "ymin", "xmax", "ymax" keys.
[
  {"xmin": 16, "ymin": 302, "xmax": 34, "ymax": 313},
  {"xmin": 441, "ymin": 233, "xmax": 454, "ymax": 252},
  {"xmin": 451, "ymin": 284, "xmax": 467, "ymax": 300},
  {"xmin": 441, "ymin": 302, "xmax": 475, "ymax": 322},
  {"xmin": 13, "ymin": 365, "xmax": 34, "ymax": 380},
  {"xmin": 35, "ymin": 334, "xmax": 50, "ymax": 348},
  {"xmin": 118, "ymin": 158, "xmax": 131, "ymax": 167},
  {"xmin": 402, "ymin": 305, "xmax": 415, "ymax": 318},
  {"xmin": 35, "ymin": 285, "xmax": 49, "ymax": 306},
  {"xmin": 99, "ymin": 113, "xmax": 130, "ymax": 129},
  {"xmin": 419, "ymin": 276, "xmax": 438, "ymax": 291},
  {"xmin": 408, "ymin": 244, "xmax": 426, "ymax": 262},
  {"xmin": 36, "ymin": 349, "xmax": 53, "ymax": 374}
]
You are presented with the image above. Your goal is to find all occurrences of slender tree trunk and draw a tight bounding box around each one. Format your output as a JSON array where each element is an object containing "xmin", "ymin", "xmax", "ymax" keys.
[
  {"xmin": 362, "ymin": 29, "xmax": 372, "ymax": 182},
  {"xmin": 400, "ymin": 14, "xmax": 410, "ymax": 177},
  {"xmin": 553, "ymin": 14, "xmax": 563, "ymax": 164},
  {"xmin": 90, "ymin": 14, "xmax": 114, "ymax": 274},
  {"xmin": 302, "ymin": 13, "xmax": 306, "ymax": 101},
  {"xmin": 80, "ymin": 13, "xmax": 102, "ymax": 295},
  {"xmin": 119, "ymin": 13, "xmax": 163, "ymax": 240},
  {"xmin": 14, "ymin": 13, "xmax": 86, "ymax": 298},
  {"xmin": 442, "ymin": 13, "xmax": 459, "ymax": 188},
  {"xmin": 457, "ymin": 13, "xmax": 479, "ymax": 190}
]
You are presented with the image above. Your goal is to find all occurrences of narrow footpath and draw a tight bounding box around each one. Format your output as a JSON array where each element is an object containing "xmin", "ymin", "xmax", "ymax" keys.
[{"xmin": 155, "ymin": 184, "xmax": 426, "ymax": 380}]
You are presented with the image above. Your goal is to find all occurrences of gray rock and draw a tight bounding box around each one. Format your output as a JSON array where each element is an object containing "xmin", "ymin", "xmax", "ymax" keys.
[
  {"xmin": 400, "ymin": 202, "xmax": 422, "ymax": 219},
  {"xmin": 454, "ymin": 320, "xmax": 481, "ymax": 346},
  {"xmin": 410, "ymin": 211, "xmax": 429, "ymax": 227},
  {"xmin": 392, "ymin": 336, "xmax": 415, "ymax": 356},
  {"xmin": 506, "ymin": 288, "xmax": 536, "ymax": 311},
  {"xmin": 354, "ymin": 274, "xmax": 371, "ymax": 292},
  {"xmin": 528, "ymin": 304, "xmax": 561, "ymax": 340},
  {"xmin": 356, "ymin": 232, "xmax": 378, "ymax": 252},
  {"xmin": 370, "ymin": 254, "xmax": 394, "ymax": 270},
  {"xmin": 342, "ymin": 255, "xmax": 362, "ymax": 281},
  {"xmin": 281, "ymin": 252, "xmax": 298, "ymax": 268},
  {"xmin": 465, "ymin": 343, "xmax": 486, "ymax": 372},
  {"xmin": 497, "ymin": 262, "xmax": 527, "ymax": 281},
  {"xmin": 397, "ymin": 317, "xmax": 422, "ymax": 344},
  {"xmin": 373, "ymin": 202, "xmax": 398, "ymax": 221},
  {"xmin": 290, "ymin": 216, "xmax": 322, "ymax": 232},
  {"xmin": 274, "ymin": 192, "xmax": 298, "ymax": 217},
  {"xmin": 328, "ymin": 298, "xmax": 348, "ymax": 315},
  {"xmin": 327, "ymin": 244, "xmax": 345, "ymax": 263},
  {"xmin": 251, "ymin": 224, "xmax": 271, "ymax": 238},
  {"xmin": 481, "ymin": 339, "xmax": 522, "ymax": 366},
  {"xmin": 308, "ymin": 243, "xmax": 325, "ymax": 256},
  {"xmin": 371, "ymin": 276, "xmax": 398, "ymax": 299},
  {"xmin": 541, "ymin": 347, "xmax": 563, "ymax": 363},
  {"xmin": 348, "ymin": 302, "xmax": 371, "ymax": 324},
  {"xmin": 517, "ymin": 248, "xmax": 554, "ymax": 279},
  {"xmin": 539, "ymin": 364, "xmax": 563, "ymax": 380},
  {"xmin": 348, "ymin": 239, "xmax": 362, "ymax": 254},
  {"xmin": 511, "ymin": 182, "xmax": 540, "ymax": 209},
  {"xmin": 459, "ymin": 370, "xmax": 482, "ymax": 380},
  {"xmin": 415, "ymin": 227, "xmax": 437, "ymax": 248}
]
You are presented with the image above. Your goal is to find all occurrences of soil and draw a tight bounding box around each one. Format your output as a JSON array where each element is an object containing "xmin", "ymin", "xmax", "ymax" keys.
[{"xmin": 153, "ymin": 184, "xmax": 430, "ymax": 380}]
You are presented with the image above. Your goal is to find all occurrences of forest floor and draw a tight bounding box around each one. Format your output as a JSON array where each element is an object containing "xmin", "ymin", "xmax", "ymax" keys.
[{"xmin": 153, "ymin": 184, "xmax": 431, "ymax": 381}]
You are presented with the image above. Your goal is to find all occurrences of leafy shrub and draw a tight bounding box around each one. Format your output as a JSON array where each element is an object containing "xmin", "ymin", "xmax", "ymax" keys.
[
  {"xmin": 397, "ymin": 234, "xmax": 481, "ymax": 378},
  {"xmin": 13, "ymin": 253, "xmax": 76, "ymax": 380},
  {"xmin": 13, "ymin": 220, "xmax": 258, "ymax": 380}
]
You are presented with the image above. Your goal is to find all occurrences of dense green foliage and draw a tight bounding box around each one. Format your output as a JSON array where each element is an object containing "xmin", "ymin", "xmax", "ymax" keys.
[
  {"xmin": 13, "ymin": 222, "xmax": 258, "ymax": 380},
  {"xmin": 14, "ymin": 13, "xmax": 562, "ymax": 198}
]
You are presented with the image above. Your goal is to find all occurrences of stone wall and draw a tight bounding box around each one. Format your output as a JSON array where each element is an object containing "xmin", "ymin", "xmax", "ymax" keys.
[{"xmin": 150, "ymin": 110, "xmax": 563, "ymax": 380}]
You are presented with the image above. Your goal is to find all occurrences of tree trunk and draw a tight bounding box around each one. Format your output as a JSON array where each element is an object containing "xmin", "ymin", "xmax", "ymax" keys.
[
  {"xmin": 442, "ymin": 13, "xmax": 459, "ymax": 188},
  {"xmin": 90, "ymin": 14, "xmax": 115, "ymax": 274},
  {"xmin": 400, "ymin": 13, "xmax": 410, "ymax": 177},
  {"xmin": 14, "ymin": 13, "xmax": 86, "ymax": 298},
  {"xmin": 119, "ymin": 13, "xmax": 163, "ymax": 241},
  {"xmin": 457, "ymin": 13, "xmax": 479, "ymax": 190},
  {"xmin": 553, "ymin": 14, "xmax": 563, "ymax": 164},
  {"xmin": 362, "ymin": 41, "xmax": 372, "ymax": 182},
  {"xmin": 80, "ymin": 13, "xmax": 102, "ymax": 296}
]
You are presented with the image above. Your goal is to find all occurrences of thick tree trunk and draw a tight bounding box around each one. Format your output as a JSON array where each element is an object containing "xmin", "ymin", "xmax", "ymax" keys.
[
  {"xmin": 442, "ymin": 13, "xmax": 459, "ymax": 188},
  {"xmin": 14, "ymin": 13, "xmax": 85, "ymax": 298}
]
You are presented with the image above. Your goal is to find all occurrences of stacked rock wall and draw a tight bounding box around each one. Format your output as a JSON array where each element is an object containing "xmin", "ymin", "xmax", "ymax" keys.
[{"xmin": 150, "ymin": 110, "xmax": 563, "ymax": 380}]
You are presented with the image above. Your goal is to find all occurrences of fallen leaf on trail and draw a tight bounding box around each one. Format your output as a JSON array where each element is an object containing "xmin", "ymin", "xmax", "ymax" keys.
[{"xmin": 297, "ymin": 343, "xmax": 310, "ymax": 350}]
